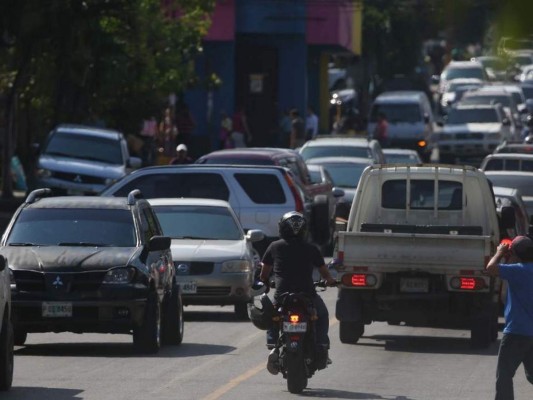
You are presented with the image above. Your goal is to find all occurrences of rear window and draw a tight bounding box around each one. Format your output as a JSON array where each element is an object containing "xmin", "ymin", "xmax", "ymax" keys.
[
  {"xmin": 300, "ymin": 145, "xmax": 371, "ymax": 160},
  {"xmin": 234, "ymin": 173, "xmax": 286, "ymax": 204},
  {"xmin": 109, "ymin": 173, "xmax": 230, "ymax": 200},
  {"xmin": 484, "ymin": 158, "xmax": 533, "ymax": 172},
  {"xmin": 382, "ymin": 180, "xmax": 463, "ymax": 210},
  {"xmin": 199, "ymin": 157, "xmax": 273, "ymax": 166},
  {"xmin": 369, "ymin": 103, "xmax": 422, "ymax": 123}
]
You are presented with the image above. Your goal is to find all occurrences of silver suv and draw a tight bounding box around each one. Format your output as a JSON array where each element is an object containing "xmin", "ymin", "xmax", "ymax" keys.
[{"xmin": 34, "ymin": 124, "xmax": 142, "ymax": 195}]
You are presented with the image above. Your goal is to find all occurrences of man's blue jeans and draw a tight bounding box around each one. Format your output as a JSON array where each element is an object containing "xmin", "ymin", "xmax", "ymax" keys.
[
  {"xmin": 266, "ymin": 294, "xmax": 330, "ymax": 348},
  {"xmin": 495, "ymin": 333, "xmax": 533, "ymax": 400}
]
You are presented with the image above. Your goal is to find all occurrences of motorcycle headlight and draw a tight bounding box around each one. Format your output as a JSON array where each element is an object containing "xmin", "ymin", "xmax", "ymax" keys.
[
  {"xmin": 36, "ymin": 168, "xmax": 52, "ymax": 178},
  {"xmin": 103, "ymin": 267, "xmax": 136, "ymax": 284},
  {"xmin": 221, "ymin": 260, "xmax": 251, "ymax": 273}
]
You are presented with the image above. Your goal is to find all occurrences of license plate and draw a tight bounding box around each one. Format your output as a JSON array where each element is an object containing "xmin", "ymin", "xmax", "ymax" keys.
[
  {"xmin": 400, "ymin": 278, "xmax": 429, "ymax": 293},
  {"xmin": 181, "ymin": 281, "xmax": 197, "ymax": 294},
  {"xmin": 283, "ymin": 322, "xmax": 307, "ymax": 333},
  {"xmin": 42, "ymin": 302, "xmax": 73, "ymax": 317}
]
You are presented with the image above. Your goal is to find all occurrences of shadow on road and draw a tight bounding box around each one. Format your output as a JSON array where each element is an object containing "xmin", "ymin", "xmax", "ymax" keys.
[
  {"xmin": 14, "ymin": 341, "xmax": 235, "ymax": 358},
  {"xmin": 301, "ymin": 387, "xmax": 415, "ymax": 399},
  {"xmin": 184, "ymin": 309, "xmax": 249, "ymax": 322},
  {"xmin": 357, "ymin": 334, "xmax": 499, "ymax": 356},
  {"xmin": 1, "ymin": 386, "xmax": 83, "ymax": 400}
]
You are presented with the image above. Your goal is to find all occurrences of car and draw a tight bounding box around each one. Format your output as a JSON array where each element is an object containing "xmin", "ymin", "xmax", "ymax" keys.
[
  {"xmin": 298, "ymin": 136, "xmax": 385, "ymax": 164},
  {"xmin": 493, "ymin": 142, "xmax": 533, "ymax": 155},
  {"xmin": 437, "ymin": 104, "xmax": 512, "ymax": 162},
  {"xmin": 306, "ymin": 157, "xmax": 373, "ymax": 221},
  {"xmin": 471, "ymin": 55, "xmax": 507, "ymax": 81},
  {"xmin": 33, "ymin": 124, "xmax": 142, "ymax": 195},
  {"xmin": 480, "ymin": 153, "xmax": 533, "ymax": 172},
  {"xmin": 100, "ymin": 164, "xmax": 316, "ymax": 255},
  {"xmin": 366, "ymin": 91, "xmax": 434, "ymax": 155},
  {"xmin": 484, "ymin": 170, "xmax": 533, "ymax": 223},
  {"xmin": 438, "ymin": 78, "xmax": 483, "ymax": 115},
  {"xmin": 435, "ymin": 60, "xmax": 488, "ymax": 96},
  {"xmin": 1, "ymin": 188, "xmax": 182, "ymax": 354},
  {"xmin": 194, "ymin": 147, "xmax": 340, "ymax": 251},
  {"xmin": 383, "ymin": 148, "xmax": 423, "ymax": 164},
  {"xmin": 148, "ymin": 198, "xmax": 264, "ymax": 319},
  {"xmin": 492, "ymin": 186, "xmax": 531, "ymax": 237},
  {"xmin": 0, "ymin": 254, "xmax": 13, "ymax": 391}
]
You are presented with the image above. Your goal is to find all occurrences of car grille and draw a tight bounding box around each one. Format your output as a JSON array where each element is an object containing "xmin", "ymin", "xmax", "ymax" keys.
[
  {"xmin": 13, "ymin": 270, "xmax": 107, "ymax": 293},
  {"xmin": 454, "ymin": 132, "xmax": 484, "ymax": 140},
  {"xmin": 174, "ymin": 261, "xmax": 214, "ymax": 275},
  {"xmin": 194, "ymin": 286, "xmax": 231, "ymax": 296},
  {"xmin": 52, "ymin": 171, "xmax": 106, "ymax": 184}
]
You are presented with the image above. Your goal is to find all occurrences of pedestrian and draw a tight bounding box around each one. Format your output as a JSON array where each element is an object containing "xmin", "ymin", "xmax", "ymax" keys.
[
  {"xmin": 289, "ymin": 108, "xmax": 305, "ymax": 149},
  {"xmin": 259, "ymin": 211, "xmax": 337, "ymax": 374},
  {"xmin": 157, "ymin": 107, "xmax": 178, "ymax": 160},
  {"xmin": 219, "ymin": 111, "xmax": 234, "ymax": 149},
  {"xmin": 169, "ymin": 144, "xmax": 193, "ymax": 165},
  {"xmin": 306, "ymin": 106, "xmax": 319, "ymax": 140},
  {"xmin": 140, "ymin": 116, "xmax": 158, "ymax": 166},
  {"xmin": 232, "ymin": 106, "xmax": 252, "ymax": 148},
  {"xmin": 373, "ymin": 111, "xmax": 389, "ymax": 148},
  {"xmin": 175, "ymin": 102, "xmax": 195, "ymax": 148},
  {"xmin": 485, "ymin": 235, "xmax": 533, "ymax": 400},
  {"xmin": 278, "ymin": 108, "xmax": 292, "ymax": 148}
]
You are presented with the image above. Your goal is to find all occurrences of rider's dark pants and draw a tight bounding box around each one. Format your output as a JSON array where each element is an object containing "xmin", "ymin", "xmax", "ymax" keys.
[{"xmin": 266, "ymin": 294, "xmax": 330, "ymax": 348}]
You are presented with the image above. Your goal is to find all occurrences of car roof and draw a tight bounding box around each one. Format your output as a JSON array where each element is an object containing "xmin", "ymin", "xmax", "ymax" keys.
[
  {"xmin": 485, "ymin": 153, "xmax": 533, "ymax": 160},
  {"xmin": 306, "ymin": 156, "xmax": 373, "ymax": 165},
  {"xmin": 383, "ymin": 148, "xmax": 421, "ymax": 155},
  {"xmin": 373, "ymin": 91, "xmax": 427, "ymax": 102},
  {"xmin": 445, "ymin": 61, "xmax": 483, "ymax": 68},
  {"xmin": 302, "ymin": 137, "xmax": 372, "ymax": 147},
  {"xmin": 197, "ymin": 147, "xmax": 298, "ymax": 160},
  {"xmin": 25, "ymin": 196, "xmax": 132, "ymax": 210},
  {"xmin": 147, "ymin": 198, "xmax": 231, "ymax": 208},
  {"xmin": 453, "ymin": 103, "xmax": 499, "ymax": 110},
  {"xmin": 55, "ymin": 124, "xmax": 122, "ymax": 140},
  {"xmin": 123, "ymin": 164, "xmax": 288, "ymax": 176}
]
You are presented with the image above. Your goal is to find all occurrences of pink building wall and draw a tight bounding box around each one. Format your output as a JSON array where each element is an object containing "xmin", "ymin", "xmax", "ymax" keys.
[
  {"xmin": 205, "ymin": 0, "xmax": 235, "ymax": 41},
  {"xmin": 306, "ymin": 3, "xmax": 354, "ymax": 50}
]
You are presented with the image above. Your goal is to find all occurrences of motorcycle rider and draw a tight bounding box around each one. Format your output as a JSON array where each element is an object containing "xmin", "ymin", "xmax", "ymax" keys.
[{"xmin": 259, "ymin": 211, "xmax": 337, "ymax": 374}]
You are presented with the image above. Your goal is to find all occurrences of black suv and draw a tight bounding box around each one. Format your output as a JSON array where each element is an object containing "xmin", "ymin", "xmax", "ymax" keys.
[{"xmin": 1, "ymin": 189, "xmax": 183, "ymax": 354}]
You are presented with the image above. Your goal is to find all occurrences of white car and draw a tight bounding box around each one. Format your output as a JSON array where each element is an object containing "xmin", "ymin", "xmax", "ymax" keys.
[
  {"xmin": 148, "ymin": 198, "xmax": 264, "ymax": 320},
  {"xmin": 298, "ymin": 136, "xmax": 385, "ymax": 164},
  {"xmin": 0, "ymin": 255, "xmax": 13, "ymax": 390}
]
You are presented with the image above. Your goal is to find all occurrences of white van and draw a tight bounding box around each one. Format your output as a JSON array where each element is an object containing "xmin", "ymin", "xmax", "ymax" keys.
[{"xmin": 367, "ymin": 91, "xmax": 434, "ymax": 158}]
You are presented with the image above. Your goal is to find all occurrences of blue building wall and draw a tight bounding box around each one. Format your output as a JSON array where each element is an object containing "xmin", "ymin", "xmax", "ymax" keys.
[{"xmin": 236, "ymin": 0, "xmax": 306, "ymax": 35}]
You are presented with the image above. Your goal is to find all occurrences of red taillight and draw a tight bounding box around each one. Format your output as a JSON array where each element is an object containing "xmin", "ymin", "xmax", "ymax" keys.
[
  {"xmin": 351, "ymin": 274, "xmax": 366, "ymax": 286},
  {"xmin": 341, "ymin": 273, "xmax": 377, "ymax": 287},
  {"xmin": 450, "ymin": 276, "xmax": 486, "ymax": 290},
  {"xmin": 284, "ymin": 173, "xmax": 304, "ymax": 212},
  {"xmin": 460, "ymin": 278, "xmax": 476, "ymax": 290}
]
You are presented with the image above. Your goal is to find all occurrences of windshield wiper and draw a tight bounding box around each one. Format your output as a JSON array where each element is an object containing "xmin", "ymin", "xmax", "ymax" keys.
[
  {"xmin": 57, "ymin": 242, "xmax": 111, "ymax": 247},
  {"xmin": 45, "ymin": 151, "xmax": 75, "ymax": 158},
  {"xmin": 174, "ymin": 236, "xmax": 210, "ymax": 240},
  {"xmin": 8, "ymin": 242, "xmax": 41, "ymax": 246}
]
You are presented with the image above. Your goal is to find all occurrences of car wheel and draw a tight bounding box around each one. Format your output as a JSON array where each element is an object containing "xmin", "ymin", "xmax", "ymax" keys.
[
  {"xmin": 133, "ymin": 290, "xmax": 161, "ymax": 354},
  {"xmin": 339, "ymin": 321, "xmax": 364, "ymax": 344},
  {"xmin": 0, "ymin": 316, "xmax": 14, "ymax": 391},
  {"xmin": 234, "ymin": 301, "xmax": 249, "ymax": 320},
  {"xmin": 161, "ymin": 284, "xmax": 184, "ymax": 346},
  {"xmin": 13, "ymin": 328, "xmax": 26, "ymax": 346}
]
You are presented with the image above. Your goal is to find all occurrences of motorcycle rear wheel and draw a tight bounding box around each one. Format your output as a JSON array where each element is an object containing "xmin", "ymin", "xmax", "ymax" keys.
[{"xmin": 285, "ymin": 352, "xmax": 307, "ymax": 394}]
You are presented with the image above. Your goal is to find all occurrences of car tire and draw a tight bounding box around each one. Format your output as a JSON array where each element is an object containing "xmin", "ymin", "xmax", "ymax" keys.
[
  {"xmin": 13, "ymin": 328, "xmax": 26, "ymax": 346},
  {"xmin": 234, "ymin": 301, "xmax": 249, "ymax": 320},
  {"xmin": 161, "ymin": 284, "xmax": 184, "ymax": 346},
  {"xmin": 339, "ymin": 321, "xmax": 364, "ymax": 344},
  {"xmin": 0, "ymin": 315, "xmax": 14, "ymax": 391},
  {"xmin": 133, "ymin": 290, "xmax": 161, "ymax": 354}
]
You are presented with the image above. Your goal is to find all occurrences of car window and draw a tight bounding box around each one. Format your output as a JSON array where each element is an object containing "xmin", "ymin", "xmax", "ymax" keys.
[
  {"xmin": 152, "ymin": 205, "xmax": 243, "ymax": 240},
  {"xmin": 384, "ymin": 153, "xmax": 421, "ymax": 164},
  {"xmin": 447, "ymin": 108, "xmax": 499, "ymax": 124},
  {"xmin": 140, "ymin": 207, "xmax": 159, "ymax": 242},
  {"xmin": 44, "ymin": 132, "xmax": 123, "ymax": 165},
  {"xmin": 382, "ymin": 180, "xmax": 463, "ymax": 210},
  {"xmin": 322, "ymin": 163, "xmax": 368, "ymax": 188},
  {"xmin": 369, "ymin": 103, "xmax": 421, "ymax": 123},
  {"xmin": 462, "ymin": 94, "xmax": 512, "ymax": 109},
  {"xmin": 6, "ymin": 208, "xmax": 136, "ymax": 246},
  {"xmin": 233, "ymin": 173, "xmax": 286, "ymax": 204},
  {"xmin": 110, "ymin": 173, "xmax": 230, "ymax": 200},
  {"xmin": 308, "ymin": 169, "xmax": 322, "ymax": 184},
  {"xmin": 442, "ymin": 67, "xmax": 484, "ymax": 81},
  {"xmin": 300, "ymin": 145, "xmax": 371, "ymax": 160}
]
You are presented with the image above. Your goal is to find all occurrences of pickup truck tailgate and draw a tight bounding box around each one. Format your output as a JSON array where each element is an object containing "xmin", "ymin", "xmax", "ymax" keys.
[{"xmin": 338, "ymin": 232, "xmax": 491, "ymax": 272}]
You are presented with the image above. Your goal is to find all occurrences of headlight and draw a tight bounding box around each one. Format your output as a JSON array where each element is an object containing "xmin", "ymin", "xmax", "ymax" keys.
[
  {"xmin": 103, "ymin": 267, "xmax": 135, "ymax": 284},
  {"xmin": 36, "ymin": 168, "xmax": 52, "ymax": 178},
  {"xmin": 9, "ymin": 268, "xmax": 15, "ymax": 286},
  {"xmin": 221, "ymin": 260, "xmax": 251, "ymax": 273}
]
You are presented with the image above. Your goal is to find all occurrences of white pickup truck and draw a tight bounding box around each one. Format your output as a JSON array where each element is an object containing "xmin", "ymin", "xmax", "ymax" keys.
[{"xmin": 334, "ymin": 164, "xmax": 515, "ymax": 348}]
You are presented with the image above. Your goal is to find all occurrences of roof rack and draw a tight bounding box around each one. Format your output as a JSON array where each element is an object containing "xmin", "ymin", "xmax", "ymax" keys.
[
  {"xmin": 25, "ymin": 188, "xmax": 52, "ymax": 204},
  {"xmin": 127, "ymin": 189, "xmax": 143, "ymax": 205}
]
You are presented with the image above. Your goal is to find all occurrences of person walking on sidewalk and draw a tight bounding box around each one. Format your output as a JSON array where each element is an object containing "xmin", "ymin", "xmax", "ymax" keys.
[{"xmin": 485, "ymin": 235, "xmax": 533, "ymax": 400}]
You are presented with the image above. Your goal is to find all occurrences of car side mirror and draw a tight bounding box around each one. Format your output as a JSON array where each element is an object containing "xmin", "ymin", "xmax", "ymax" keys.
[
  {"xmin": 424, "ymin": 114, "xmax": 430, "ymax": 124},
  {"xmin": 431, "ymin": 75, "xmax": 440, "ymax": 85},
  {"xmin": 148, "ymin": 236, "xmax": 171, "ymax": 251},
  {"xmin": 500, "ymin": 206, "xmax": 516, "ymax": 231},
  {"xmin": 128, "ymin": 157, "xmax": 142, "ymax": 169},
  {"xmin": 332, "ymin": 187, "xmax": 345, "ymax": 198},
  {"xmin": 0, "ymin": 255, "xmax": 5, "ymax": 272},
  {"xmin": 502, "ymin": 118, "xmax": 511, "ymax": 126},
  {"xmin": 246, "ymin": 229, "xmax": 265, "ymax": 243}
]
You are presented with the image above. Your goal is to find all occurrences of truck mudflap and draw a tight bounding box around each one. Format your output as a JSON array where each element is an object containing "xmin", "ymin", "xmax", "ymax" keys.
[{"xmin": 335, "ymin": 289, "xmax": 363, "ymax": 322}]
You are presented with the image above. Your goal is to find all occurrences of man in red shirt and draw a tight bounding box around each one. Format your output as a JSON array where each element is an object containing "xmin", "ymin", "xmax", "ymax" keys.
[{"xmin": 373, "ymin": 112, "xmax": 389, "ymax": 148}]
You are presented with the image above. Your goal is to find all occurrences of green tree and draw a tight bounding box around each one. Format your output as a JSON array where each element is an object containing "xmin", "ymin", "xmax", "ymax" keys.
[{"xmin": 0, "ymin": 0, "xmax": 215, "ymax": 198}]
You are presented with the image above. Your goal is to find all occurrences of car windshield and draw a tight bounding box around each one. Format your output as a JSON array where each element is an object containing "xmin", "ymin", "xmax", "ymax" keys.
[
  {"xmin": 486, "ymin": 175, "xmax": 533, "ymax": 196},
  {"xmin": 479, "ymin": 58, "xmax": 506, "ymax": 71},
  {"xmin": 321, "ymin": 163, "xmax": 368, "ymax": 188},
  {"xmin": 521, "ymin": 86, "xmax": 533, "ymax": 100},
  {"xmin": 384, "ymin": 153, "xmax": 421, "ymax": 164},
  {"xmin": 461, "ymin": 94, "xmax": 512, "ymax": 108},
  {"xmin": 6, "ymin": 209, "xmax": 136, "ymax": 246},
  {"xmin": 447, "ymin": 108, "xmax": 499, "ymax": 124},
  {"xmin": 300, "ymin": 145, "xmax": 371, "ymax": 160},
  {"xmin": 152, "ymin": 205, "xmax": 243, "ymax": 240},
  {"xmin": 442, "ymin": 67, "xmax": 484, "ymax": 80},
  {"xmin": 44, "ymin": 131, "xmax": 123, "ymax": 165},
  {"xmin": 369, "ymin": 103, "xmax": 421, "ymax": 123}
]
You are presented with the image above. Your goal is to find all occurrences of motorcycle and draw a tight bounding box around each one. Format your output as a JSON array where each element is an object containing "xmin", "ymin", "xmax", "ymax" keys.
[{"xmin": 250, "ymin": 280, "xmax": 334, "ymax": 394}]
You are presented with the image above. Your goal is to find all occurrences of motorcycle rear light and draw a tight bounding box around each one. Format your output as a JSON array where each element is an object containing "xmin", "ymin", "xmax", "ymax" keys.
[
  {"xmin": 341, "ymin": 273, "xmax": 376, "ymax": 287},
  {"xmin": 290, "ymin": 315, "xmax": 300, "ymax": 323}
]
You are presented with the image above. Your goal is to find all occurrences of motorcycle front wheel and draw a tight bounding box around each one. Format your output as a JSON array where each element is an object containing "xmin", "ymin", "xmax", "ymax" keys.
[{"xmin": 285, "ymin": 351, "xmax": 308, "ymax": 394}]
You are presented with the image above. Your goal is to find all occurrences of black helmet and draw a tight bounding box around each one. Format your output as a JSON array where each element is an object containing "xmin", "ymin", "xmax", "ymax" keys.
[
  {"xmin": 249, "ymin": 293, "xmax": 275, "ymax": 330},
  {"xmin": 279, "ymin": 211, "xmax": 307, "ymax": 240}
]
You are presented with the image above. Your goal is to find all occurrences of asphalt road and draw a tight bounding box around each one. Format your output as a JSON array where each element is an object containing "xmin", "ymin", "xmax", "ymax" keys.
[{"xmin": 3, "ymin": 286, "xmax": 532, "ymax": 400}]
